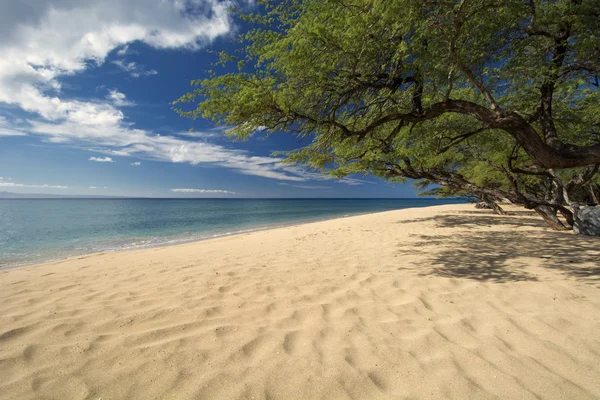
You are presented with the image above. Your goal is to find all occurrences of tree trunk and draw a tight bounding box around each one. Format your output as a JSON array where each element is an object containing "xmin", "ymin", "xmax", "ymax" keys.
[
  {"xmin": 557, "ymin": 207, "xmax": 574, "ymax": 227},
  {"xmin": 534, "ymin": 205, "xmax": 571, "ymax": 231},
  {"xmin": 481, "ymin": 194, "xmax": 507, "ymax": 215},
  {"xmin": 590, "ymin": 184, "xmax": 600, "ymax": 205},
  {"xmin": 489, "ymin": 201, "xmax": 507, "ymax": 215}
]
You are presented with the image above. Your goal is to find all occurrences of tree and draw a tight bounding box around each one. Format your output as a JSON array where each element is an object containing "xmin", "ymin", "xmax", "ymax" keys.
[{"xmin": 175, "ymin": 0, "xmax": 600, "ymax": 230}]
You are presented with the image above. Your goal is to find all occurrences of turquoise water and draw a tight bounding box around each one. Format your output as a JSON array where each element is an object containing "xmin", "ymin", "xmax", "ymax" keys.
[{"xmin": 0, "ymin": 198, "xmax": 463, "ymax": 268}]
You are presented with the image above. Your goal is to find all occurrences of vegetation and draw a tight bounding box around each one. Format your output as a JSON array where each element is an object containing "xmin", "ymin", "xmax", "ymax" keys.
[{"xmin": 175, "ymin": 0, "xmax": 600, "ymax": 230}]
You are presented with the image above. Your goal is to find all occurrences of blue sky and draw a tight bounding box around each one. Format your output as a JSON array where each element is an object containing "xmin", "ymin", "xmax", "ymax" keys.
[{"xmin": 0, "ymin": 0, "xmax": 419, "ymax": 198}]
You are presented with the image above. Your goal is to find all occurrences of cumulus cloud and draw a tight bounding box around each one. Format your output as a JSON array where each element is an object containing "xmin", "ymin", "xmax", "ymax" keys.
[
  {"xmin": 0, "ymin": 0, "xmax": 367, "ymax": 186},
  {"xmin": 89, "ymin": 156, "xmax": 114, "ymax": 163},
  {"xmin": 131, "ymin": 161, "xmax": 141, "ymax": 166},
  {"xmin": 171, "ymin": 188, "xmax": 236, "ymax": 194},
  {"xmin": 0, "ymin": 0, "xmax": 233, "ymax": 129},
  {"xmin": 0, "ymin": 177, "xmax": 68, "ymax": 189}
]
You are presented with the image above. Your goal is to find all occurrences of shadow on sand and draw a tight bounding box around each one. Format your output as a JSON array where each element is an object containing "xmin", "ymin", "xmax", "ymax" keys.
[{"xmin": 397, "ymin": 211, "xmax": 599, "ymax": 283}]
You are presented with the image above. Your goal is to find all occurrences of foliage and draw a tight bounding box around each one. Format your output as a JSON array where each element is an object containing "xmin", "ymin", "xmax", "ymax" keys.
[{"xmin": 175, "ymin": 0, "xmax": 600, "ymax": 229}]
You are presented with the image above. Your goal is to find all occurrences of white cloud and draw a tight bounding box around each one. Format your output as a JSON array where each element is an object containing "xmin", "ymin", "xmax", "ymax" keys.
[
  {"xmin": 32, "ymin": 121, "xmax": 365, "ymax": 182},
  {"xmin": 106, "ymin": 89, "xmax": 134, "ymax": 106},
  {"xmin": 131, "ymin": 161, "xmax": 141, "ymax": 166},
  {"xmin": 116, "ymin": 44, "xmax": 130, "ymax": 57},
  {"xmin": 89, "ymin": 186, "xmax": 97, "ymax": 189},
  {"xmin": 0, "ymin": 177, "xmax": 68, "ymax": 189},
  {"xmin": 0, "ymin": 0, "xmax": 367, "ymax": 186},
  {"xmin": 0, "ymin": 116, "xmax": 27, "ymax": 136},
  {"xmin": 112, "ymin": 59, "xmax": 158, "ymax": 78},
  {"xmin": 89, "ymin": 156, "xmax": 114, "ymax": 163},
  {"xmin": 179, "ymin": 131, "xmax": 222, "ymax": 139},
  {"xmin": 279, "ymin": 183, "xmax": 331, "ymax": 189},
  {"xmin": 171, "ymin": 188, "xmax": 236, "ymax": 194},
  {"xmin": 0, "ymin": 0, "xmax": 233, "ymax": 131}
]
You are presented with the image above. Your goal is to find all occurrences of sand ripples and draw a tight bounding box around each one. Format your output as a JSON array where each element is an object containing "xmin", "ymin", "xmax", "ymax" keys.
[{"xmin": 1, "ymin": 205, "xmax": 599, "ymax": 399}]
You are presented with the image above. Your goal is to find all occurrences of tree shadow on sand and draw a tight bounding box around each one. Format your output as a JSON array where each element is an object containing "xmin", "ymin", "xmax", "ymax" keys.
[{"xmin": 397, "ymin": 211, "xmax": 600, "ymax": 283}]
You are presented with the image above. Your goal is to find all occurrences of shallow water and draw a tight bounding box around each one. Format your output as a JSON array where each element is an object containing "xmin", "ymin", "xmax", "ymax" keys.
[{"xmin": 0, "ymin": 198, "xmax": 463, "ymax": 268}]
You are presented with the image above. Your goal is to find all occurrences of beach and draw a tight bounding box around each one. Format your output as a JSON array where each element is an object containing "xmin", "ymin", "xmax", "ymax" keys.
[{"xmin": 1, "ymin": 203, "xmax": 599, "ymax": 399}]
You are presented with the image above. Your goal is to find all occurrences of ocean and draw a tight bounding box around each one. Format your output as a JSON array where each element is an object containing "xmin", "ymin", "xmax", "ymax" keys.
[{"xmin": 0, "ymin": 198, "xmax": 463, "ymax": 268}]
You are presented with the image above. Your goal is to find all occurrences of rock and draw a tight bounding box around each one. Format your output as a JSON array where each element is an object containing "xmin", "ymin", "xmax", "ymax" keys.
[
  {"xmin": 474, "ymin": 202, "xmax": 492, "ymax": 210},
  {"xmin": 573, "ymin": 205, "xmax": 600, "ymax": 236}
]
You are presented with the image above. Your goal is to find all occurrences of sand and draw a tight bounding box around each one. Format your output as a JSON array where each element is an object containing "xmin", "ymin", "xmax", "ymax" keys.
[{"xmin": 0, "ymin": 204, "xmax": 599, "ymax": 399}]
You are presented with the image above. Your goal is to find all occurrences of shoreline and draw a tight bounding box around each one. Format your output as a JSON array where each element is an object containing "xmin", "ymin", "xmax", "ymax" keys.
[
  {"xmin": 1, "ymin": 203, "xmax": 599, "ymax": 399},
  {"xmin": 2, "ymin": 202, "xmax": 463, "ymax": 271}
]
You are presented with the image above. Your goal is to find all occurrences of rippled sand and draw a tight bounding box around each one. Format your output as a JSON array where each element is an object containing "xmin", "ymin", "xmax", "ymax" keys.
[{"xmin": 1, "ymin": 204, "xmax": 599, "ymax": 399}]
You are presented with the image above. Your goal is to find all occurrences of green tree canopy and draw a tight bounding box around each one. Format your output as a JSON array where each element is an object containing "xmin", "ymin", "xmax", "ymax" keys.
[{"xmin": 176, "ymin": 0, "xmax": 600, "ymax": 230}]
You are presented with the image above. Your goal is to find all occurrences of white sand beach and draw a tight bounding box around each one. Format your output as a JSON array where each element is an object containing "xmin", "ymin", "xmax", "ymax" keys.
[{"xmin": 1, "ymin": 204, "xmax": 599, "ymax": 399}]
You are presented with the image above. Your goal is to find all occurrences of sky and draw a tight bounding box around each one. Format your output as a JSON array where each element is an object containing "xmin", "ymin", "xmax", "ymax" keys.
[{"xmin": 0, "ymin": 0, "xmax": 420, "ymax": 198}]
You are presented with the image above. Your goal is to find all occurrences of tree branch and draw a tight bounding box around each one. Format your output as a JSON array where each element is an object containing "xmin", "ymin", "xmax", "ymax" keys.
[
  {"xmin": 449, "ymin": 4, "xmax": 501, "ymax": 112},
  {"xmin": 539, "ymin": 25, "xmax": 571, "ymax": 145}
]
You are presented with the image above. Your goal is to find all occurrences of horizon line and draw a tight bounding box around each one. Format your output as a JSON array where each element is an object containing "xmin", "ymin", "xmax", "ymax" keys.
[{"xmin": 0, "ymin": 195, "xmax": 456, "ymax": 200}]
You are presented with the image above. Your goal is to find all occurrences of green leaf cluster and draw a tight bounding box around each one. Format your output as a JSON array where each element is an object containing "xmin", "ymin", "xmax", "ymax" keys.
[{"xmin": 175, "ymin": 0, "xmax": 600, "ymax": 218}]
